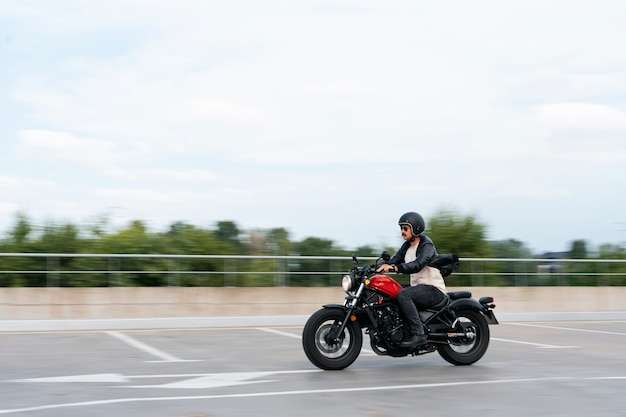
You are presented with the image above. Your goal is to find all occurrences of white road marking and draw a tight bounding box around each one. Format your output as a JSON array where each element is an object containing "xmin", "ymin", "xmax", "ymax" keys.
[
  {"xmin": 509, "ymin": 322, "xmax": 626, "ymax": 336},
  {"xmin": 105, "ymin": 331, "xmax": 201, "ymax": 363},
  {"xmin": 491, "ymin": 337, "xmax": 579, "ymax": 349},
  {"xmin": 257, "ymin": 327, "xmax": 377, "ymax": 355},
  {"xmin": 126, "ymin": 375, "xmax": 278, "ymax": 389},
  {"xmin": 13, "ymin": 374, "xmax": 130, "ymax": 383},
  {"xmin": 11, "ymin": 370, "xmax": 322, "ymax": 385},
  {"xmin": 257, "ymin": 327, "xmax": 301, "ymax": 339},
  {"xmin": 2, "ymin": 376, "xmax": 625, "ymax": 415}
]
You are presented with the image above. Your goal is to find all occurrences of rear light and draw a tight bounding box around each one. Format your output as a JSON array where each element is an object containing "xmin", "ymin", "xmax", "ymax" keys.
[{"xmin": 479, "ymin": 296, "xmax": 495, "ymax": 309}]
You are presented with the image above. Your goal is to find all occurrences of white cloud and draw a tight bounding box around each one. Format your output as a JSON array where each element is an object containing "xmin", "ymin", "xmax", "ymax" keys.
[
  {"xmin": 0, "ymin": 202, "xmax": 22, "ymax": 217},
  {"xmin": 17, "ymin": 130, "xmax": 117, "ymax": 159},
  {"xmin": 171, "ymin": 98, "xmax": 273, "ymax": 127},
  {"xmin": 2, "ymin": 0, "xmax": 626, "ymax": 251},
  {"xmin": 140, "ymin": 169, "xmax": 217, "ymax": 182},
  {"xmin": 95, "ymin": 188, "xmax": 187, "ymax": 203},
  {"xmin": 537, "ymin": 103, "xmax": 626, "ymax": 131},
  {"xmin": 0, "ymin": 175, "xmax": 57, "ymax": 194}
]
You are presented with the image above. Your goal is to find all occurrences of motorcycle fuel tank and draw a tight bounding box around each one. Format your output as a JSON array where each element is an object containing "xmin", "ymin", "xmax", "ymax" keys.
[{"xmin": 366, "ymin": 274, "xmax": 403, "ymax": 297}]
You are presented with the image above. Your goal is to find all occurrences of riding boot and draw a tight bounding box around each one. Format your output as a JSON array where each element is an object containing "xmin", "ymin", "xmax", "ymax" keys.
[{"xmin": 399, "ymin": 326, "xmax": 427, "ymax": 348}]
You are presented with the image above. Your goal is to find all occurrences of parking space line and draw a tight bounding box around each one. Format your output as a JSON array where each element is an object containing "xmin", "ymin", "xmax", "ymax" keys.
[
  {"xmin": 257, "ymin": 328, "xmax": 301, "ymax": 340},
  {"xmin": 510, "ymin": 323, "xmax": 626, "ymax": 336},
  {"xmin": 105, "ymin": 331, "xmax": 202, "ymax": 363},
  {"xmin": 256, "ymin": 327, "xmax": 377, "ymax": 355},
  {"xmin": 491, "ymin": 337, "xmax": 578, "ymax": 349}
]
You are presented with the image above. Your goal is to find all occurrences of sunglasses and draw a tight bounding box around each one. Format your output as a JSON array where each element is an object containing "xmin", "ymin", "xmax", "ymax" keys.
[{"xmin": 400, "ymin": 225, "xmax": 411, "ymax": 232}]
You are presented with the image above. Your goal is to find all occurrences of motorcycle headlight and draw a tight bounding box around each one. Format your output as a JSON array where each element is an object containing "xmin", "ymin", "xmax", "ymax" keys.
[{"xmin": 342, "ymin": 275, "xmax": 354, "ymax": 293}]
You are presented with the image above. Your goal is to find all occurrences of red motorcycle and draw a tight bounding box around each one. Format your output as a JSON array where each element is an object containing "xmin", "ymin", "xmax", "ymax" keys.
[{"xmin": 302, "ymin": 252, "xmax": 498, "ymax": 370}]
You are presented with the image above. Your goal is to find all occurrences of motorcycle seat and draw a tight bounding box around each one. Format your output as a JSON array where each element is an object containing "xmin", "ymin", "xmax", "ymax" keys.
[
  {"xmin": 447, "ymin": 291, "xmax": 472, "ymax": 300},
  {"xmin": 432, "ymin": 294, "xmax": 450, "ymax": 310}
]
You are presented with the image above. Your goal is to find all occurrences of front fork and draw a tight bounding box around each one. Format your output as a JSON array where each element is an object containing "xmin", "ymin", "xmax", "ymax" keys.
[{"xmin": 327, "ymin": 282, "xmax": 366, "ymax": 342}]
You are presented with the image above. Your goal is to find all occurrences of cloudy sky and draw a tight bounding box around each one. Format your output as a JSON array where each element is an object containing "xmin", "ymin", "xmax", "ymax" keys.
[{"xmin": 1, "ymin": 0, "xmax": 625, "ymax": 253}]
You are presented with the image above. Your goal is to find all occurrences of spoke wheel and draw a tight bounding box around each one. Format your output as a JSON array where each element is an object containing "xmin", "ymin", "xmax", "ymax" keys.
[
  {"xmin": 302, "ymin": 308, "xmax": 362, "ymax": 370},
  {"xmin": 437, "ymin": 309, "xmax": 490, "ymax": 365}
]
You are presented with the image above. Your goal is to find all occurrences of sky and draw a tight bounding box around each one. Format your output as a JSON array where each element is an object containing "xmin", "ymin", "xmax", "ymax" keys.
[{"xmin": 1, "ymin": 0, "xmax": 625, "ymax": 254}]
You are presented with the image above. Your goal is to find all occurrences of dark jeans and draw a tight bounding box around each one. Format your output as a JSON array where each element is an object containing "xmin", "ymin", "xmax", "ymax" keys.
[{"xmin": 397, "ymin": 284, "xmax": 447, "ymax": 335}]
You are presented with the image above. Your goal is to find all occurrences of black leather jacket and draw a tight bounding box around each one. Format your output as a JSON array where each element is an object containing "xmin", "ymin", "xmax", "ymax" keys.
[{"xmin": 388, "ymin": 234, "xmax": 437, "ymax": 274}]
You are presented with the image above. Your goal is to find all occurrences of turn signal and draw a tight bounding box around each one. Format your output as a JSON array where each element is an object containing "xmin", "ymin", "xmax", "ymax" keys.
[{"xmin": 350, "ymin": 314, "xmax": 357, "ymax": 322}]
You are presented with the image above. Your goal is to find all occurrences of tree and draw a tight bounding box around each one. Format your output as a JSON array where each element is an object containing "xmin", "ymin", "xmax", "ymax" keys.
[
  {"xmin": 489, "ymin": 239, "xmax": 532, "ymax": 259},
  {"xmin": 426, "ymin": 208, "xmax": 491, "ymax": 286},
  {"xmin": 292, "ymin": 237, "xmax": 339, "ymax": 286},
  {"xmin": 598, "ymin": 243, "xmax": 625, "ymax": 260},
  {"xmin": 597, "ymin": 243, "xmax": 626, "ymax": 285},
  {"xmin": 97, "ymin": 220, "xmax": 167, "ymax": 286},
  {"xmin": 427, "ymin": 208, "xmax": 490, "ymax": 257},
  {"xmin": 487, "ymin": 239, "xmax": 534, "ymax": 286},
  {"xmin": 162, "ymin": 222, "xmax": 229, "ymax": 286},
  {"xmin": 266, "ymin": 227, "xmax": 291, "ymax": 255},
  {"xmin": 568, "ymin": 240, "xmax": 588, "ymax": 259},
  {"xmin": 8, "ymin": 212, "xmax": 32, "ymax": 245},
  {"xmin": 353, "ymin": 245, "xmax": 379, "ymax": 258},
  {"xmin": 214, "ymin": 220, "xmax": 245, "ymax": 254}
]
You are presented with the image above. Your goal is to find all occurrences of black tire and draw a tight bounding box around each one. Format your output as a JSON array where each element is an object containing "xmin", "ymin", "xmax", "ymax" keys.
[
  {"xmin": 437, "ymin": 308, "xmax": 490, "ymax": 366},
  {"xmin": 302, "ymin": 308, "xmax": 363, "ymax": 370}
]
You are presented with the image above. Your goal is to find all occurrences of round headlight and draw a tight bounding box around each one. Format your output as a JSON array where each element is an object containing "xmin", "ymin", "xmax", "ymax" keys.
[{"xmin": 342, "ymin": 275, "xmax": 353, "ymax": 292}]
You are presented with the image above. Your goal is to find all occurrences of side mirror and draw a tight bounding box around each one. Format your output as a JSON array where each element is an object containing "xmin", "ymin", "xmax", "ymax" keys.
[
  {"xmin": 381, "ymin": 251, "xmax": 390, "ymax": 261},
  {"xmin": 352, "ymin": 254, "xmax": 358, "ymax": 264}
]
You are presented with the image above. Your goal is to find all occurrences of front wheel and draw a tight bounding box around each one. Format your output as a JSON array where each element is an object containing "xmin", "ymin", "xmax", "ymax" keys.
[
  {"xmin": 437, "ymin": 309, "xmax": 490, "ymax": 365},
  {"xmin": 302, "ymin": 308, "xmax": 363, "ymax": 370}
]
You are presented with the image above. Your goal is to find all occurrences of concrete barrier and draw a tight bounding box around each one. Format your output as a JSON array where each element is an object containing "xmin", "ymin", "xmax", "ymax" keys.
[{"xmin": 1, "ymin": 287, "xmax": 625, "ymax": 331}]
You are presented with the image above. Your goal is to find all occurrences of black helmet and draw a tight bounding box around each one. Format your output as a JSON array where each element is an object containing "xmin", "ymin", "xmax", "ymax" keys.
[{"xmin": 398, "ymin": 212, "xmax": 425, "ymax": 236}]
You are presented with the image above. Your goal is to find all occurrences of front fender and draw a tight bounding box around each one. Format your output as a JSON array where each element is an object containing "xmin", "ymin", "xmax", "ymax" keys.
[
  {"xmin": 450, "ymin": 298, "xmax": 499, "ymax": 325},
  {"xmin": 322, "ymin": 303, "xmax": 347, "ymax": 311},
  {"xmin": 321, "ymin": 304, "xmax": 371, "ymax": 327}
]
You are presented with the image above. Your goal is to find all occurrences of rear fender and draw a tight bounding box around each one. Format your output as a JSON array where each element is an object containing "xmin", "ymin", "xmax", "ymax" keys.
[{"xmin": 450, "ymin": 298, "xmax": 499, "ymax": 325}]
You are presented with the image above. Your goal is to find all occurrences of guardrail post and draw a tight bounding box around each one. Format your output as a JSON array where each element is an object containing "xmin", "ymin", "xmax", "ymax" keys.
[
  {"xmin": 515, "ymin": 259, "xmax": 528, "ymax": 286},
  {"xmin": 471, "ymin": 259, "xmax": 484, "ymax": 286},
  {"xmin": 108, "ymin": 257, "xmax": 121, "ymax": 286},
  {"xmin": 46, "ymin": 256, "xmax": 60, "ymax": 287},
  {"xmin": 168, "ymin": 258, "xmax": 180, "ymax": 286},
  {"xmin": 225, "ymin": 258, "xmax": 236, "ymax": 287},
  {"xmin": 274, "ymin": 258, "xmax": 286, "ymax": 286}
]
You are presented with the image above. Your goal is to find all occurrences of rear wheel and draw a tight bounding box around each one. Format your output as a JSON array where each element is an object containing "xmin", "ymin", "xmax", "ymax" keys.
[
  {"xmin": 437, "ymin": 309, "xmax": 490, "ymax": 365},
  {"xmin": 302, "ymin": 308, "xmax": 362, "ymax": 370}
]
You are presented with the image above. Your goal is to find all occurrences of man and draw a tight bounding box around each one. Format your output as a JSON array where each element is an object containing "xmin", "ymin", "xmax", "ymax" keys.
[{"xmin": 376, "ymin": 212, "xmax": 448, "ymax": 348}]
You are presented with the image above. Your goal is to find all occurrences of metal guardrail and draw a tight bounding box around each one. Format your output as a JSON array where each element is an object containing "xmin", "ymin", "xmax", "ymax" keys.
[{"xmin": 0, "ymin": 253, "xmax": 625, "ymax": 287}]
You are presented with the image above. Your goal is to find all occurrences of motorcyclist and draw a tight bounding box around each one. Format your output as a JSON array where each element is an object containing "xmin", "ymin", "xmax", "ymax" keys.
[{"xmin": 376, "ymin": 212, "xmax": 448, "ymax": 348}]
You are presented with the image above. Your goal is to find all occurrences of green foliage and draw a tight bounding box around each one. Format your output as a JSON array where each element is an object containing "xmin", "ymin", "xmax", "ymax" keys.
[
  {"xmin": 9, "ymin": 212, "xmax": 32, "ymax": 245},
  {"xmin": 568, "ymin": 240, "xmax": 588, "ymax": 259},
  {"xmin": 292, "ymin": 237, "xmax": 339, "ymax": 286},
  {"xmin": 427, "ymin": 208, "xmax": 491, "ymax": 257},
  {"xmin": 353, "ymin": 245, "xmax": 379, "ymax": 258},
  {"xmin": 1, "ymin": 209, "xmax": 625, "ymax": 287},
  {"xmin": 214, "ymin": 220, "xmax": 245, "ymax": 254},
  {"xmin": 598, "ymin": 244, "xmax": 626, "ymax": 259}
]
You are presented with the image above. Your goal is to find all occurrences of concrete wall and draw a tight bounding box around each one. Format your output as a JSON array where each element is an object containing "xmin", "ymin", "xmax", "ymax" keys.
[{"xmin": 1, "ymin": 286, "xmax": 625, "ymax": 320}]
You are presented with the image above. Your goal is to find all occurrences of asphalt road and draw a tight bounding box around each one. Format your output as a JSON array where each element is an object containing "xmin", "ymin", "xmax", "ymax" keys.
[{"xmin": 1, "ymin": 320, "xmax": 625, "ymax": 417}]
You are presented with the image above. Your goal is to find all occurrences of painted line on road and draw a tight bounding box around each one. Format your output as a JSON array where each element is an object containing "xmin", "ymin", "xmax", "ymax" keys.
[
  {"xmin": 491, "ymin": 337, "xmax": 578, "ymax": 349},
  {"xmin": 509, "ymin": 322, "xmax": 626, "ymax": 337},
  {"xmin": 11, "ymin": 369, "xmax": 323, "ymax": 384},
  {"xmin": 2, "ymin": 376, "xmax": 625, "ymax": 415},
  {"xmin": 256, "ymin": 327, "xmax": 377, "ymax": 355},
  {"xmin": 105, "ymin": 331, "xmax": 201, "ymax": 363},
  {"xmin": 257, "ymin": 327, "xmax": 302, "ymax": 340}
]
